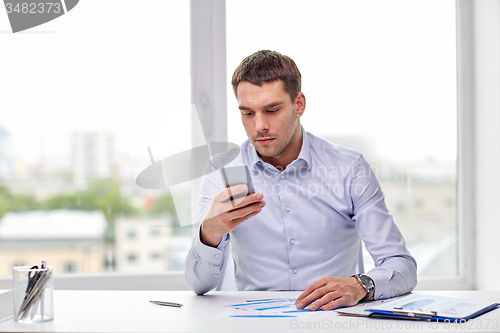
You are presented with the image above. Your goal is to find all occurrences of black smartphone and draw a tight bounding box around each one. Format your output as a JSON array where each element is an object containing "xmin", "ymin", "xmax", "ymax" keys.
[{"xmin": 219, "ymin": 165, "xmax": 255, "ymax": 201}]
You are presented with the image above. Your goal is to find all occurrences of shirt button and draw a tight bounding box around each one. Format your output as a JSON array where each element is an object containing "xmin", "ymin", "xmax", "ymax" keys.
[
  {"xmin": 292, "ymin": 268, "xmax": 298, "ymax": 274},
  {"xmin": 290, "ymin": 239, "xmax": 295, "ymax": 245},
  {"xmin": 285, "ymin": 206, "xmax": 291, "ymax": 212},
  {"xmin": 214, "ymin": 273, "xmax": 218, "ymax": 277},
  {"xmin": 214, "ymin": 254, "xmax": 220, "ymax": 257},
  {"xmin": 280, "ymin": 174, "xmax": 285, "ymax": 180}
]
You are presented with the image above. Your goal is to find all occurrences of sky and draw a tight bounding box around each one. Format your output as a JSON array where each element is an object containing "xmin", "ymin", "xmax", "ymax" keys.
[{"xmin": 0, "ymin": 0, "xmax": 457, "ymax": 179}]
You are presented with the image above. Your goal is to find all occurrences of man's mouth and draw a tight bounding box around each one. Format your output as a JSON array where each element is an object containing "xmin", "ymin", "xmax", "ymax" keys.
[{"xmin": 255, "ymin": 138, "xmax": 275, "ymax": 145}]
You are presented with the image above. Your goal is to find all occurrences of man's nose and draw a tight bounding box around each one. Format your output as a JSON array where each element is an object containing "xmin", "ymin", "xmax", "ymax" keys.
[{"xmin": 255, "ymin": 113, "xmax": 269, "ymax": 132}]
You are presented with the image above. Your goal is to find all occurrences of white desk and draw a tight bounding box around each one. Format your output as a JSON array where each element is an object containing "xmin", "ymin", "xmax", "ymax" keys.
[{"xmin": 0, "ymin": 290, "xmax": 498, "ymax": 332}]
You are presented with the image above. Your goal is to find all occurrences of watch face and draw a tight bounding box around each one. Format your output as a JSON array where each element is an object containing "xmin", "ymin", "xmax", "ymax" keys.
[{"xmin": 359, "ymin": 275, "xmax": 374, "ymax": 289}]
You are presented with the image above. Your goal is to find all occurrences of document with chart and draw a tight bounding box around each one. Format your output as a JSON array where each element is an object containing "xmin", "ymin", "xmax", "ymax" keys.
[
  {"xmin": 217, "ymin": 298, "xmax": 312, "ymax": 319},
  {"xmin": 365, "ymin": 294, "xmax": 499, "ymax": 321}
]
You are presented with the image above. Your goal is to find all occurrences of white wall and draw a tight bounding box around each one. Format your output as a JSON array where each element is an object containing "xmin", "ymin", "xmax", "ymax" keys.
[{"xmin": 473, "ymin": 0, "xmax": 500, "ymax": 290}]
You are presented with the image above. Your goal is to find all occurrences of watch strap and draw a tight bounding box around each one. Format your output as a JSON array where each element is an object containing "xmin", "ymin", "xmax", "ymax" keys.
[{"xmin": 351, "ymin": 274, "xmax": 374, "ymax": 300}]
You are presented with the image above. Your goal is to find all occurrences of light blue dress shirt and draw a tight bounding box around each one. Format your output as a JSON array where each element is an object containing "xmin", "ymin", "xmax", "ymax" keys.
[{"xmin": 185, "ymin": 128, "xmax": 417, "ymax": 299}]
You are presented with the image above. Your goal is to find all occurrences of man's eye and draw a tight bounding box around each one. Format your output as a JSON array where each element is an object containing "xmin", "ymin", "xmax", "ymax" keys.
[
  {"xmin": 267, "ymin": 109, "xmax": 278, "ymax": 113},
  {"xmin": 242, "ymin": 111, "xmax": 254, "ymax": 116}
]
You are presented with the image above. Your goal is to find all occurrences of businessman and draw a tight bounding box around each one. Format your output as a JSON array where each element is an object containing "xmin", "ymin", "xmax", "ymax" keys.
[{"xmin": 185, "ymin": 50, "xmax": 417, "ymax": 311}]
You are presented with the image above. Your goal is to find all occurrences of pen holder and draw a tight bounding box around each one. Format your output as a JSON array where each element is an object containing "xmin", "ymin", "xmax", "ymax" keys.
[{"xmin": 12, "ymin": 266, "xmax": 54, "ymax": 323}]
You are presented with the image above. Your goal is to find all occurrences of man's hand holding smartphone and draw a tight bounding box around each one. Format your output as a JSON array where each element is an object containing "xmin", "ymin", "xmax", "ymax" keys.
[{"xmin": 200, "ymin": 166, "xmax": 265, "ymax": 247}]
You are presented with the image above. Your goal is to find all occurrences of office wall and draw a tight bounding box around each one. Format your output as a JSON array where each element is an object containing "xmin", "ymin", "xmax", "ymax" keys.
[{"xmin": 473, "ymin": 0, "xmax": 500, "ymax": 290}]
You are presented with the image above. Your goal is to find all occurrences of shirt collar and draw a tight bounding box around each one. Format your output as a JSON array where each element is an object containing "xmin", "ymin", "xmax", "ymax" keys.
[{"xmin": 248, "ymin": 125, "xmax": 311, "ymax": 171}]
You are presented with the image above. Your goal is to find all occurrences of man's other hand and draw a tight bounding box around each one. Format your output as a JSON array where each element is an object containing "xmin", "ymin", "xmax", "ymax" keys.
[
  {"xmin": 200, "ymin": 184, "xmax": 265, "ymax": 247},
  {"xmin": 295, "ymin": 276, "xmax": 367, "ymax": 311}
]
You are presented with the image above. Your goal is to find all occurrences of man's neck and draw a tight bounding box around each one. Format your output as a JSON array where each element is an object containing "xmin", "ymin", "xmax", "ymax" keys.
[{"xmin": 260, "ymin": 126, "xmax": 303, "ymax": 171}]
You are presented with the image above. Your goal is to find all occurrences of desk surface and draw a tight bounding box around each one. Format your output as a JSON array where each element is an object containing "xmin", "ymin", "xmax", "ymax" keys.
[{"xmin": 0, "ymin": 290, "xmax": 499, "ymax": 333}]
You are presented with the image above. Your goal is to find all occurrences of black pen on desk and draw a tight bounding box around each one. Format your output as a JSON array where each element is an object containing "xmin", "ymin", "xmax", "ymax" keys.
[{"xmin": 149, "ymin": 301, "xmax": 183, "ymax": 308}]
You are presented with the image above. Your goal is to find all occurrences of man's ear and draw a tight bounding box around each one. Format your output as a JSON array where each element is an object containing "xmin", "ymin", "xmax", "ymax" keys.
[{"xmin": 295, "ymin": 92, "xmax": 306, "ymax": 119}]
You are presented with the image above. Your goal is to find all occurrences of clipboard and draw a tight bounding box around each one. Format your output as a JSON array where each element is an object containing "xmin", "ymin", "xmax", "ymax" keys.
[
  {"xmin": 335, "ymin": 295, "xmax": 431, "ymax": 321},
  {"xmin": 366, "ymin": 294, "xmax": 499, "ymax": 321}
]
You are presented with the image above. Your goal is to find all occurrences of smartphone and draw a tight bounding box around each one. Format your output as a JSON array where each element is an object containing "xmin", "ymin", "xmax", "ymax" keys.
[{"xmin": 220, "ymin": 165, "xmax": 255, "ymax": 201}]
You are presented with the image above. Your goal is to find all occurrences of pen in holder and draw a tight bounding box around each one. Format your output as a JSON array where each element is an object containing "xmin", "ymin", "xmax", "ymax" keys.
[{"xmin": 12, "ymin": 262, "xmax": 54, "ymax": 323}]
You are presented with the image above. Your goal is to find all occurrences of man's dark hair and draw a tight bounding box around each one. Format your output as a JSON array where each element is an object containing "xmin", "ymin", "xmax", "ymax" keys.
[{"xmin": 231, "ymin": 50, "xmax": 301, "ymax": 101}]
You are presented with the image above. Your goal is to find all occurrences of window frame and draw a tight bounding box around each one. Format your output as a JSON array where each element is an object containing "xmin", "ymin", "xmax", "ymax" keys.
[{"xmin": 414, "ymin": 0, "xmax": 474, "ymax": 290}]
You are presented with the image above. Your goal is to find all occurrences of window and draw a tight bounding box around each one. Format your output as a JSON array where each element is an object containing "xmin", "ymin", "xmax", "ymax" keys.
[
  {"xmin": 0, "ymin": 0, "xmax": 191, "ymax": 276},
  {"xmin": 0, "ymin": 0, "xmax": 480, "ymax": 291},
  {"xmin": 150, "ymin": 228, "xmax": 161, "ymax": 237},
  {"xmin": 62, "ymin": 262, "xmax": 78, "ymax": 274},
  {"xmin": 226, "ymin": 0, "xmax": 458, "ymax": 278},
  {"xmin": 127, "ymin": 254, "xmax": 137, "ymax": 263}
]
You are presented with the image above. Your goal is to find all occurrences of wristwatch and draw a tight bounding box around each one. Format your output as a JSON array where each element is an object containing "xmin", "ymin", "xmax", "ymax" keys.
[{"xmin": 351, "ymin": 274, "xmax": 375, "ymax": 300}]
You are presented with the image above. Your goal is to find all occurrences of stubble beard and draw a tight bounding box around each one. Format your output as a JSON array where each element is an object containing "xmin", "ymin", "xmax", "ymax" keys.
[{"xmin": 252, "ymin": 120, "xmax": 298, "ymax": 158}]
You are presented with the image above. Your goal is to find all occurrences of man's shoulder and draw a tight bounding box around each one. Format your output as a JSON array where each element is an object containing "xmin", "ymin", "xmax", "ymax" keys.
[{"xmin": 306, "ymin": 132, "xmax": 363, "ymax": 163}]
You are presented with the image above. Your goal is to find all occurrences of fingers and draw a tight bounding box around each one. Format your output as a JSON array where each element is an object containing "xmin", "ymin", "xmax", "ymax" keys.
[
  {"xmin": 295, "ymin": 277, "xmax": 328, "ymax": 309},
  {"xmin": 306, "ymin": 294, "xmax": 351, "ymax": 311},
  {"xmin": 227, "ymin": 192, "xmax": 264, "ymax": 212},
  {"xmin": 319, "ymin": 296, "xmax": 350, "ymax": 311},
  {"xmin": 217, "ymin": 184, "xmax": 250, "ymax": 203},
  {"xmin": 206, "ymin": 186, "xmax": 263, "ymax": 219},
  {"xmin": 300, "ymin": 290, "xmax": 352, "ymax": 311},
  {"xmin": 304, "ymin": 290, "xmax": 344, "ymax": 311},
  {"xmin": 216, "ymin": 186, "xmax": 263, "ymax": 214},
  {"xmin": 226, "ymin": 200, "xmax": 265, "ymax": 223},
  {"xmin": 227, "ymin": 206, "xmax": 262, "ymax": 225},
  {"xmin": 295, "ymin": 276, "xmax": 361, "ymax": 311}
]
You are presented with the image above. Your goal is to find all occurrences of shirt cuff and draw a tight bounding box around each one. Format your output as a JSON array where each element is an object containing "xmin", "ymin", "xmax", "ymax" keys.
[
  {"xmin": 365, "ymin": 269, "xmax": 392, "ymax": 300},
  {"xmin": 193, "ymin": 227, "xmax": 230, "ymax": 266}
]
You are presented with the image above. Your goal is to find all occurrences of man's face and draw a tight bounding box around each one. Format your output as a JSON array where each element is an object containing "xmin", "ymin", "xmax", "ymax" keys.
[{"xmin": 236, "ymin": 80, "xmax": 303, "ymax": 160}]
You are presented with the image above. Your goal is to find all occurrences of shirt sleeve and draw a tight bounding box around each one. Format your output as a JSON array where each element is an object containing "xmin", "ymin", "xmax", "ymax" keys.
[
  {"xmin": 350, "ymin": 155, "xmax": 417, "ymax": 300},
  {"xmin": 184, "ymin": 170, "xmax": 231, "ymax": 295}
]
